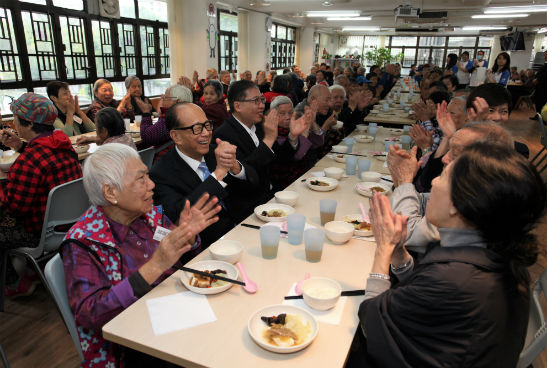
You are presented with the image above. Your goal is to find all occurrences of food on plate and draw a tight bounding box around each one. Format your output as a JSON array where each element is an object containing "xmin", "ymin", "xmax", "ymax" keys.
[
  {"xmin": 346, "ymin": 219, "xmax": 372, "ymax": 231},
  {"xmin": 336, "ymin": 154, "xmax": 344, "ymax": 159},
  {"xmin": 370, "ymin": 186, "xmax": 386, "ymax": 193},
  {"xmin": 261, "ymin": 209, "xmax": 287, "ymax": 218},
  {"xmin": 189, "ymin": 269, "xmax": 227, "ymax": 288},
  {"xmin": 310, "ymin": 180, "xmax": 329, "ymax": 187},
  {"xmin": 261, "ymin": 313, "xmax": 311, "ymax": 347}
]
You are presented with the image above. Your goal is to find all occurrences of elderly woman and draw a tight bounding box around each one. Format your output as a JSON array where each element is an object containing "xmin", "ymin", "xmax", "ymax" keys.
[
  {"xmin": 269, "ymin": 96, "xmax": 323, "ymax": 191},
  {"xmin": 124, "ymin": 75, "xmax": 153, "ymax": 120},
  {"xmin": 76, "ymin": 107, "xmax": 137, "ymax": 150},
  {"xmin": 86, "ymin": 79, "xmax": 129, "ymax": 122},
  {"xmin": 47, "ymin": 81, "xmax": 96, "ymax": 136},
  {"xmin": 264, "ymin": 74, "xmax": 293, "ymax": 109},
  {"xmin": 61, "ymin": 143, "xmax": 221, "ymax": 367},
  {"xmin": 139, "ymin": 84, "xmax": 192, "ymax": 149},
  {"xmin": 348, "ymin": 142, "xmax": 545, "ymax": 368},
  {"xmin": 199, "ymin": 79, "xmax": 229, "ymax": 130}
]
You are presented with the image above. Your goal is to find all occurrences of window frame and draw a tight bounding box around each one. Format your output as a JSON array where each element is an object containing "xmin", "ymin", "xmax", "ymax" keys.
[
  {"xmin": 270, "ymin": 22, "xmax": 296, "ymax": 71},
  {"xmin": 217, "ymin": 8, "xmax": 238, "ymax": 74}
]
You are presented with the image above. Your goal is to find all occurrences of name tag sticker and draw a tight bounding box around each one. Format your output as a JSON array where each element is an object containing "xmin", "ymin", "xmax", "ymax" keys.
[
  {"xmin": 153, "ymin": 225, "xmax": 171, "ymax": 242},
  {"xmin": 73, "ymin": 115, "xmax": 83, "ymax": 125}
]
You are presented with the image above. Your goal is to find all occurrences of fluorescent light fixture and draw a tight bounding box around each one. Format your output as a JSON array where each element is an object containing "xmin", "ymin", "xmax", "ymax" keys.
[
  {"xmin": 327, "ymin": 16, "xmax": 372, "ymax": 21},
  {"xmin": 306, "ymin": 11, "xmax": 361, "ymax": 17},
  {"xmin": 461, "ymin": 26, "xmax": 508, "ymax": 31},
  {"xmin": 472, "ymin": 14, "xmax": 529, "ymax": 19},
  {"xmin": 249, "ymin": 0, "xmax": 271, "ymax": 6},
  {"xmin": 484, "ymin": 5, "xmax": 546, "ymax": 14},
  {"xmin": 538, "ymin": 28, "xmax": 547, "ymax": 33},
  {"xmin": 342, "ymin": 26, "xmax": 381, "ymax": 31}
]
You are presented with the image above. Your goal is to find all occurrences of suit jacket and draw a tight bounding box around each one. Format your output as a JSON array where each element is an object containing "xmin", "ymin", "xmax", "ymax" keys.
[
  {"xmin": 150, "ymin": 147, "xmax": 238, "ymax": 247},
  {"xmin": 212, "ymin": 115, "xmax": 294, "ymax": 222}
]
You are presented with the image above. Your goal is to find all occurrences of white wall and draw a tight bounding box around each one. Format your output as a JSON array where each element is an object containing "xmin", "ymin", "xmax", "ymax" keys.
[
  {"xmin": 237, "ymin": 10, "xmax": 269, "ymax": 73},
  {"xmin": 507, "ymin": 33, "xmax": 536, "ymax": 71},
  {"xmin": 298, "ymin": 27, "xmax": 315, "ymax": 70}
]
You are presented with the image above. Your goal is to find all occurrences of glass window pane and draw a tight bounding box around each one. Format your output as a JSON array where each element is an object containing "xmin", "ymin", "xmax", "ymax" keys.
[
  {"xmin": 143, "ymin": 78, "xmax": 171, "ymax": 97},
  {"xmin": 448, "ymin": 37, "xmax": 476, "ymax": 47},
  {"xmin": 391, "ymin": 36, "xmax": 417, "ymax": 46},
  {"xmin": 138, "ymin": 0, "xmax": 167, "ymax": 22},
  {"xmin": 271, "ymin": 25, "xmax": 276, "ymax": 39},
  {"xmin": 118, "ymin": 23, "xmax": 137, "ymax": 76},
  {"xmin": 119, "ymin": 0, "xmax": 136, "ymax": 18},
  {"xmin": 93, "ymin": 20, "xmax": 115, "ymax": 78},
  {"xmin": 22, "ymin": 11, "xmax": 58, "ymax": 81},
  {"xmin": 159, "ymin": 27, "xmax": 169, "ymax": 74},
  {"xmin": 219, "ymin": 12, "xmax": 238, "ymax": 33},
  {"xmin": 19, "ymin": 0, "xmax": 46, "ymax": 4},
  {"xmin": 419, "ymin": 36, "xmax": 445, "ymax": 46},
  {"xmin": 0, "ymin": 8, "xmax": 22, "ymax": 83},
  {"xmin": 390, "ymin": 48, "xmax": 402, "ymax": 60},
  {"xmin": 1, "ymin": 89, "xmax": 27, "ymax": 114},
  {"xmin": 431, "ymin": 49, "xmax": 444, "ymax": 66},
  {"xmin": 52, "ymin": 0, "xmax": 84, "ymax": 11},
  {"xmin": 402, "ymin": 48, "xmax": 416, "ymax": 66},
  {"xmin": 278, "ymin": 25, "xmax": 286, "ymax": 40},
  {"xmin": 111, "ymin": 81, "xmax": 126, "ymax": 100},
  {"xmin": 478, "ymin": 36, "xmax": 493, "ymax": 47},
  {"xmin": 288, "ymin": 28, "xmax": 295, "ymax": 41},
  {"xmin": 59, "ymin": 16, "xmax": 89, "ymax": 80},
  {"xmin": 417, "ymin": 49, "xmax": 431, "ymax": 65},
  {"xmin": 140, "ymin": 25, "xmax": 156, "ymax": 75}
]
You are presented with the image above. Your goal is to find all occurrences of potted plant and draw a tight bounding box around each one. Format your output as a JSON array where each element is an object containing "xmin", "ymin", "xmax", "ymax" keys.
[{"xmin": 365, "ymin": 48, "xmax": 404, "ymax": 67}]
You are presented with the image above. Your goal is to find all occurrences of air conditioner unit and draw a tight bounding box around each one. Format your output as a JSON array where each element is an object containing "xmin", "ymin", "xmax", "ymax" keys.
[{"xmin": 394, "ymin": 5, "xmax": 420, "ymax": 18}]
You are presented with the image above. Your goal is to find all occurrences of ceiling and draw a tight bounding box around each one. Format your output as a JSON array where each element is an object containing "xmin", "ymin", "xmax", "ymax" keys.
[{"xmin": 218, "ymin": 0, "xmax": 547, "ymax": 34}]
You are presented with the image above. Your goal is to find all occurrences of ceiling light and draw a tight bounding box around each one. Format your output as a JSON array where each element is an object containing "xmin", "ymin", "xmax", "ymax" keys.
[
  {"xmin": 538, "ymin": 28, "xmax": 547, "ymax": 33},
  {"xmin": 484, "ymin": 5, "xmax": 546, "ymax": 14},
  {"xmin": 306, "ymin": 11, "xmax": 361, "ymax": 17},
  {"xmin": 472, "ymin": 14, "xmax": 529, "ymax": 18},
  {"xmin": 342, "ymin": 26, "xmax": 381, "ymax": 31},
  {"xmin": 249, "ymin": 0, "xmax": 271, "ymax": 6},
  {"xmin": 322, "ymin": 0, "xmax": 334, "ymax": 6},
  {"xmin": 461, "ymin": 26, "xmax": 508, "ymax": 31},
  {"xmin": 327, "ymin": 16, "xmax": 372, "ymax": 21}
]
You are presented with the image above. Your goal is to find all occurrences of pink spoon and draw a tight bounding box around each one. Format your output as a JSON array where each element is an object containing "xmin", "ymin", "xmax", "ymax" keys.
[
  {"xmin": 236, "ymin": 262, "xmax": 258, "ymax": 294},
  {"xmin": 295, "ymin": 272, "xmax": 311, "ymax": 296},
  {"xmin": 359, "ymin": 202, "xmax": 368, "ymax": 223}
]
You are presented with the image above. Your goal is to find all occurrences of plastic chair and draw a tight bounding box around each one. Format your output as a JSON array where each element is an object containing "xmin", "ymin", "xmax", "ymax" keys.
[
  {"xmin": 0, "ymin": 343, "xmax": 9, "ymax": 368},
  {"xmin": 138, "ymin": 147, "xmax": 155, "ymax": 169},
  {"xmin": 0, "ymin": 178, "xmax": 89, "ymax": 312},
  {"xmin": 531, "ymin": 145, "xmax": 546, "ymax": 176},
  {"xmin": 44, "ymin": 254, "xmax": 84, "ymax": 361},
  {"xmin": 517, "ymin": 268, "xmax": 547, "ymax": 368}
]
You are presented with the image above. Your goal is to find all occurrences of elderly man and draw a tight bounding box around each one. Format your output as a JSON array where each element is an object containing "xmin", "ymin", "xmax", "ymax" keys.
[
  {"xmin": 219, "ymin": 70, "xmax": 232, "ymax": 95},
  {"xmin": 150, "ymin": 103, "xmax": 244, "ymax": 247},
  {"xmin": 333, "ymin": 85, "xmax": 373, "ymax": 135},
  {"xmin": 241, "ymin": 70, "xmax": 253, "ymax": 81},
  {"xmin": 212, "ymin": 80, "xmax": 294, "ymax": 222},
  {"xmin": 388, "ymin": 122, "xmax": 514, "ymax": 252}
]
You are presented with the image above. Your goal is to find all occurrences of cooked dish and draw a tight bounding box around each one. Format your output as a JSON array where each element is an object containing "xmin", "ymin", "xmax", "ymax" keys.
[
  {"xmin": 261, "ymin": 313, "xmax": 311, "ymax": 347},
  {"xmin": 347, "ymin": 219, "xmax": 372, "ymax": 231},
  {"xmin": 370, "ymin": 186, "xmax": 386, "ymax": 193},
  {"xmin": 336, "ymin": 155, "xmax": 344, "ymax": 158},
  {"xmin": 0, "ymin": 154, "xmax": 17, "ymax": 164},
  {"xmin": 189, "ymin": 269, "xmax": 227, "ymax": 288},
  {"xmin": 261, "ymin": 210, "xmax": 287, "ymax": 217},
  {"xmin": 310, "ymin": 180, "xmax": 330, "ymax": 187}
]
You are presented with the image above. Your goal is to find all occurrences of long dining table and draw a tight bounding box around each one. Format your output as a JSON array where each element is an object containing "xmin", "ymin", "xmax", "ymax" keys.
[{"xmin": 102, "ymin": 126, "xmax": 401, "ymax": 367}]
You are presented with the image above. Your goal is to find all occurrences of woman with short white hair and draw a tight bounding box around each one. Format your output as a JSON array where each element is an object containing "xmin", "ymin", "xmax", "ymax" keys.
[
  {"xmin": 61, "ymin": 143, "xmax": 221, "ymax": 367},
  {"xmin": 269, "ymin": 96, "xmax": 324, "ymax": 191}
]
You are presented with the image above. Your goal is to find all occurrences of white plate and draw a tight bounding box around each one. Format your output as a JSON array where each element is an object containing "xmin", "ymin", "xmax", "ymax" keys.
[
  {"xmin": 380, "ymin": 175, "xmax": 393, "ymax": 185},
  {"xmin": 389, "ymin": 128, "xmax": 404, "ymax": 134},
  {"xmin": 180, "ymin": 260, "xmax": 239, "ymax": 295},
  {"xmin": 355, "ymin": 135, "xmax": 374, "ymax": 143},
  {"xmin": 306, "ymin": 176, "xmax": 339, "ymax": 192},
  {"xmin": 248, "ymin": 304, "xmax": 319, "ymax": 354},
  {"xmin": 343, "ymin": 213, "xmax": 373, "ymax": 237},
  {"xmin": 254, "ymin": 203, "xmax": 295, "ymax": 222},
  {"xmin": 355, "ymin": 182, "xmax": 392, "ymax": 197}
]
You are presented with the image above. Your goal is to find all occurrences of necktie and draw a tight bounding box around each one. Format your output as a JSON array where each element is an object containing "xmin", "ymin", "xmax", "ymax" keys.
[{"xmin": 198, "ymin": 162, "xmax": 211, "ymax": 181}]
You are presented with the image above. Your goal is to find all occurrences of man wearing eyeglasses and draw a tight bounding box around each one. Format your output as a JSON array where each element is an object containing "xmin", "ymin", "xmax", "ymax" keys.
[
  {"xmin": 213, "ymin": 80, "xmax": 296, "ymax": 222},
  {"xmin": 150, "ymin": 102, "xmax": 245, "ymax": 247}
]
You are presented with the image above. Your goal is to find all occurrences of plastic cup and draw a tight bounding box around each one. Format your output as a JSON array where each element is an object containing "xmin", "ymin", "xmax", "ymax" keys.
[
  {"xmin": 368, "ymin": 123, "xmax": 377, "ymax": 128},
  {"xmin": 400, "ymin": 135, "xmax": 412, "ymax": 149},
  {"xmin": 368, "ymin": 126, "xmax": 378, "ymax": 138},
  {"xmin": 403, "ymin": 125, "xmax": 411, "ymax": 132},
  {"xmin": 385, "ymin": 141, "xmax": 397, "ymax": 152},
  {"xmin": 123, "ymin": 118, "xmax": 131, "ymax": 131},
  {"xmin": 287, "ymin": 214, "xmax": 306, "ymax": 245},
  {"xmin": 260, "ymin": 226, "xmax": 280, "ymax": 259},
  {"xmin": 304, "ymin": 228, "xmax": 326, "ymax": 262},
  {"xmin": 345, "ymin": 155, "xmax": 358, "ymax": 175},
  {"xmin": 319, "ymin": 199, "xmax": 337, "ymax": 226},
  {"xmin": 357, "ymin": 159, "xmax": 371, "ymax": 178},
  {"xmin": 382, "ymin": 103, "xmax": 389, "ymax": 111},
  {"xmin": 343, "ymin": 137, "xmax": 355, "ymax": 153}
]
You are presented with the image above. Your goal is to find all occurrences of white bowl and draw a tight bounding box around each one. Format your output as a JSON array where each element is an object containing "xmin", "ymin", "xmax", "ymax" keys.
[
  {"xmin": 248, "ymin": 304, "xmax": 319, "ymax": 354},
  {"xmin": 324, "ymin": 167, "xmax": 344, "ymax": 180},
  {"xmin": 180, "ymin": 260, "xmax": 239, "ymax": 295},
  {"xmin": 209, "ymin": 239, "xmax": 243, "ymax": 264},
  {"xmin": 355, "ymin": 182, "xmax": 392, "ymax": 197},
  {"xmin": 331, "ymin": 145, "xmax": 348, "ymax": 154},
  {"xmin": 355, "ymin": 135, "xmax": 374, "ymax": 143},
  {"xmin": 302, "ymin": 277, "xmax": 342, "ymax": 311},
  {"xmin": 324, "ymin": 221, "xmax": 355, "ymax": 244},
  {"xmin": 274, "ymin": 191, "xmax": 299, "ymax": 206},
  {"xmin": 254, "ymin": 203, "xmax": 295, "ymax": 222},
  {"xmin": 355, "ymin": 125, "xmax": 367, "ymax": 132},
  {"xmin": 360, "ymin": 171, "xmax": 382, "ymax": 182},
  {"xmin": 0, "ymin": 150, "xmax": 19, "ymax": 172},
  {"xmin": 331, "ymin": 121, "xmax": 344, "ymax": 130},
  {"xmin": 306, "ymin": 177, "xmax": 338, "ymax": 192}
]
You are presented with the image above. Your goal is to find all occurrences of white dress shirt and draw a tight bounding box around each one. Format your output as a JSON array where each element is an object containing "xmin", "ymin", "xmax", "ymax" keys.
[{"xmin": 175, "ymin": 146, "xmax": 227, "ymax": 188}]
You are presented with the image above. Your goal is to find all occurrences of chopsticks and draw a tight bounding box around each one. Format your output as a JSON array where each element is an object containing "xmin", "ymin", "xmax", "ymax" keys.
[
  {"xmin": 284, "ymin": 290, "xmax": 365, "ymax": 299},
  {"xmin": 329, "ymin": 151, "xmax": 369, "ymax": 157},
  {"xmin": 173, "ymin": 265, "xmax": 245, "ymax": 286},
  {"xmin": 241, "ymin": 223, "xmax": 288, "ymax": 235}
]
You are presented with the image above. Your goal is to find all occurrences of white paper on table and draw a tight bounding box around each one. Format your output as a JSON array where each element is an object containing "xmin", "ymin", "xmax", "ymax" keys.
[
  {"xmin": 261, "ymin": 221, "xmax": 316, "ymax": 238},
  {"xmin": 283, "ymin": 283, "xmax": 347, "ymax": 325},
  {"xmin": 146, "ymin": 291, "xmax": 217, "ymax": 335}
]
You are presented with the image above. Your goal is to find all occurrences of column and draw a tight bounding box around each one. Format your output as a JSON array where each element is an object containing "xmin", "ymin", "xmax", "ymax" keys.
[{"xmin": 298, "ymin": 26, "xmax": 315, "ymax": 70}]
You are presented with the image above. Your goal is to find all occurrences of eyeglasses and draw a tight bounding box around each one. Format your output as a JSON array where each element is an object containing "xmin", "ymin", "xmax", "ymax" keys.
[
  {"xmin": 173, "ymin": 120, "xmax": 214, "ymax": 135},
  {"xmin": 237, "ymin": 96, "xmax": 266, "ymax": 105}
]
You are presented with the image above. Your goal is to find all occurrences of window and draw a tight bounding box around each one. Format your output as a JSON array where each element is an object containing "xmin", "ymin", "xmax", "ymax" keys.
[
  {"xmin": 270, "ymin": 23, "xmax": 296, "ymax": 70},
  {"xmin": 1, "ymin": 0, "xmax": 170, "ymax": 115},
  {"xmin": 218, "ymin": 9, "xmax": 238, "ymax": 73}
]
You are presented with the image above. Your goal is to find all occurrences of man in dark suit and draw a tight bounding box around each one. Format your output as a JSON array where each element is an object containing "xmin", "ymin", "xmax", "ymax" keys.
[
  {"xmin": 212, "ymin": 80, "xmax": 295, "ymax": 222},
  {"xmin": 150, "ymin": 102, "xmax": 245, "ymax": 247}
]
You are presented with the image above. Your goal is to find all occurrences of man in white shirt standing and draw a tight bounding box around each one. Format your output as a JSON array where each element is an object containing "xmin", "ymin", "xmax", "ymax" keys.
[
  {"xmin": 456, "ymin": 51, "xmax": 474, "ymax": 90},
  {"xmin": 150, "ymin": 102, "xmax": 246, "ymax": 247}
]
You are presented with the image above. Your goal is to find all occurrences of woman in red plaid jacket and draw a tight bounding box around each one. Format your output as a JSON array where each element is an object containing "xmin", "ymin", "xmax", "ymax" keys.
[{"xmin": 0, "ymin": 93, "xmax": 82, "ymax": 297}]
